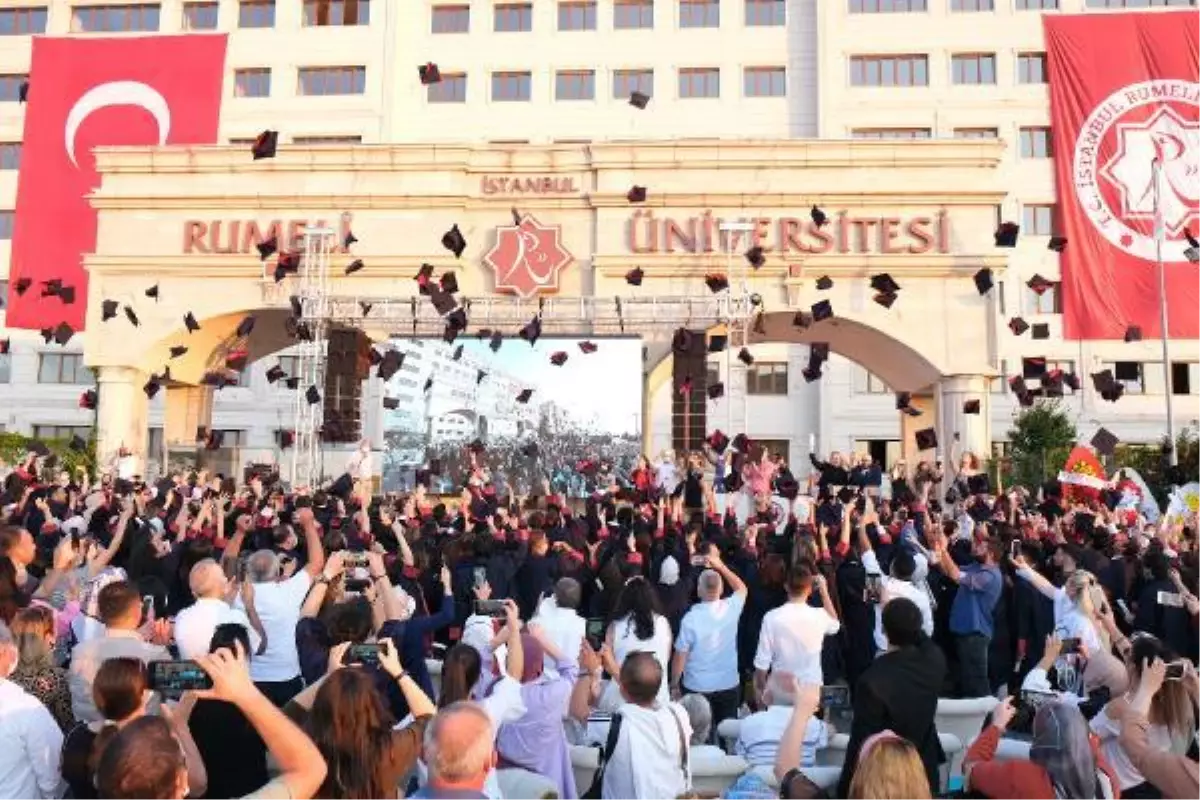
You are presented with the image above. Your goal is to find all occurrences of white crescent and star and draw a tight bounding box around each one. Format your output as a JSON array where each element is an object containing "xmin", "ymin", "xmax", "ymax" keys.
[{"xmin": 63, "ymin": 80, "xmax": 171, "ymax": 168}]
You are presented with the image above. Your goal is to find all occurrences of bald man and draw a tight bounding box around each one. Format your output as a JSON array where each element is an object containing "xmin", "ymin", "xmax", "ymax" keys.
[
  {"xmin": 174, "ymin": 559, "xmax": 264, "ymax": 660},
  {"xmin": 410, "ymin": 702, "xmax": 495, "ymax": 799}
]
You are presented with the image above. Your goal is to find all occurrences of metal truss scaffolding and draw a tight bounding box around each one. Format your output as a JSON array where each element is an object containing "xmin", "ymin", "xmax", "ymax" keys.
[{"xmin": 290, "ymin": 226, "xmax": 334, "ymax": 488}]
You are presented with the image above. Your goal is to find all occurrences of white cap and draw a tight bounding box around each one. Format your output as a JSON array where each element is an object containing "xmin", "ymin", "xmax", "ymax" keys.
[
  {"xmin": 658, "ymin": 555, "xmax": 680, "ymax": 586},
  {"xmin": 62, "ymin": 516, "xmax": 87, "ymax": 536}
]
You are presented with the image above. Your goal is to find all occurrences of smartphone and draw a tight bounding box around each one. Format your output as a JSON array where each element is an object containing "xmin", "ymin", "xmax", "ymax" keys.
[
  {"xmin": 148, "ymin": 660, "xmax": 213, "ymax": 693},
  {"xmin": 1116, "ymin": 598, "xmax": 1133, "ymax": 622},
  {"xmin": 141, "ymin": 595, "xmax": 155, "ymax": 624},
  {"xmin": 1059, "ymin": 637, "xmax": 1081, "ymax": 654},
  {"xmin": 865, "ymin": 575, "xmax": 883, "ymax": 605},
  {"xmin": 820, "ymin": 685, "xmax": 851, "ymax": 710},
  {"xmin": 344, "ymin": 577, "xmax": 371, "ymax": 593},
  {"xmin": 585, "ymin": 618, "xmax": 606, "ymax": 651},
  {"xmin": 475, "ymin": 599, "xmax": 507, "ymax": 617},
  {"xmin": 342, "ymin": 643, "xmax": 382, "ymax": 667},
  {"xmin": 344, "ymin": 552, "xmax": 369, "ymax": 568},
  {"xmin": 1165, "ymin": 662, "xmax": 1186, "ymax": 681},
  {"xmin": 1010, "ymin": 540, "xmax": 1020, "ymax": 561},
  {"xmin": 1157, "ymin": 591, "xmax": 1185, "ymax": 608},
  {"xmin": 473, "ymin": 566, "xmax": 488, "ymax": 588}
]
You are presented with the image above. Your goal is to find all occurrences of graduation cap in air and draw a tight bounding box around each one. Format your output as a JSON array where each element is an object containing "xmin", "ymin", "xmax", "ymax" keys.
[
  {"xmin": 629, "ymin": 90, "xmax": 649, "ymax": 109},
  {"xmin": 18, "ymin": 79, "xmax": 28, "ymax": 103},
  {"xmin": 368, "ymin": 348, "xmax": 383, "ymax": 367},
  {"xmin": 266, "ymin": 364, "xmax": 285, "ymax": 384},
  {"xmin": 1091, "ymin": 427, "xmax": 1119, "ymax": 457},
  {"xmin": 626, "ymin": 185, "xmax": 647, "ymax": 203},
  {"xmin": 475, "ymin": 369, "xmax": 486, "ymax": 385},
  {"xmin": 973, "ymin": 268, "xmax": 994, "ymax": 295},
  {"xmin": 257, "ymin": 236, "xmax": 278, "ymax": 260},
  {"xmin": 418, "ymin": 62, "xmax": 442, "ymax": 85},
  {"xmin": 914, "ymin": 427, "xmax": 938, "ymax": 452},
  {"xmin": 442, "ymin": 224, "xmax": 466, "ymax": 258},
  {"xmin": 1043, "ymin": 370, "xmax": 1065, "ymax": 398},
  {"xmin": 1048, "ymin": 236, "xmax": 1067, "ymax": 253},
  {"xmin": 1008, "ymin": 317, "xmax": 1029, "ymax": 336},
  {"xmin": 414, "ymin": 263, "xmax": 436, "ymax": 294},
  {"xmin": 124, "ymin": 306, "xmax": 139, "ymax": 327},
  {"xmin": 550, "ymin": 351, "xmax": 568, "ymax": 366},
  {"xmin": 1063, "ymin": 372, "xmax": 1082, "ymax": 392},
  {"xmin": 707, "ymin": 382, "xmax": 725, "ymax": 400},
  {"xmin": 707, "ymin": 430, "xmax": 730, "ymax": 454},
  {"xmin": 1026, "ymin": 274, "xmax": 1053, "ymax": 296},
  {"xmin": 445, "ymin": 307, "xmax": 468, "ymax": 334},
  {"xmin": 278, "ymin": 430, "xmax": 295, "ymax": 449},
  {"xmin": 79, "ymin": 390, "xmax": 97, "ymax": 410},
  {"xmin": 101, "ymin": 300, "xmax": 119, "ymax": 322},
  {"xmin": 169, "ymin": 345, "xmax": 188, "ymax": 359},
  {"xmin": 811, "ymin": 299, "xmax": 833, "ymax": 322},
  {"xmin": 705, "ymin": 273, "xmax": 729, "ymax": 293},
  {"xmin": 452, "ymin": 345, "xmax": 464, "ymax": 361},
  {"xmin": 40, "ymin": 327, "xmax": 53, "ymax": 344},
  {"xmin": 428, "ymin": 287, "xmax": 457, "ymax": 316},
  {"xmin": 184, "ymin": 312, "xmax": 201, "ymax": 333},
  {"xmin": 870, "ymin": 273, "xmax": 900, "ymax": 294},
  {"xmin": 285, "ymin": 377, "xmax": 301, "ymax": 390},
  {"xmin": 236, "ymin": 316, "xmax": 256, "ymax": 338},
  {"xmin": 579, "ymin": 340, "xmax": 598, "ymax": 354},
  {"xmin": 41, "ymin": 278, "xmax": 63, "ymax": 298},
  {"xmin": 707, "ymin": 334, "xmax": 727, "ymax": 353},
  {"xmin": 1022, "ymin": 357, "xmax": 1047, "ymax": 379},
  {"xmin": 357, "ymin": 301, "xmax": 372, "ymax": 317},
  {"xmin": 873, "ymin": 291, "xmax": 898, "ymax": 309},
  {"xmin": 811, "ymin": 205, "xmax": 828, "ymax": 228},
  {"xmin": 745, "ymin": 246, "xmax": 766, "ymax": 269},
  {"xmin": 994, "ymin": 221, "xmax": 1019, "ymax": 247},
  {"xmin": 1008, "ymin": 375, "xmax": 1028, "ymax": 395},
  {"xmin": 520, "ymin": 315, "xmax": 543, "ymax": 346},
  {"xmin": 305, "ymin": 385, "xmax": 321, "ymax": 405},
  {"xmin": 53, "ymin": 323, "xmax": 74, "ymax": 346},
  {"xmin": 1185, "ymin": 230, "xmax": 1200, "ymax": 263},
  {"xmin": 382, "ymin": 396, "xmax": 400, "ymax": 410},
  {"xmin": 145, "ymin": 284, "xmax": 159, "ymax": 300},
  {"xmin": 737, "ymin": 347, "xmax": 754, "ymax": 366},
  {"xmin": 896, "ymin": 392, "xmax": 920, "ymax": 417},
  {"xmin": 69, "ymin": 435, "xmax": 87, "ymax": 453},
  {"xmin": 58, "ymin": 287, "xmax": 77, "ymax": 304},
  {"xmin": 625, "ymin": 267, "xmax": 644, "ymax": 286},
  {"xmin": 423, "ymin": 377, "xmax": 433, "ymax": 392},
  {"xmin": 1031, "ymin": 323, "xmax": 1050, "ymax": 341},
  {"xmin": 13, "ymin": 277, "xmax": 31, "ymax": 296},
  {"xmin": 378, "ymin": 350, "xmax": 403, "ymax": 382},
  {"xmin": 792, "ymin": 310, "xmax": 813, "ymax": 329},
  {"xmin": 1091, "ymin": 369, "xmax": 1117, "ymax": 393},
  {"xmin": 344, "ymin": 259, "xmax": 365, "ymax": 276},
  {"xmin": 343, "ymin": 229, "xmax": 358, "ymax": 249},
  {"xmin": 1124, "ymin": 325, "xmax": 1142, "ymax": 343},
  {"xmin": 963, "ymin": 399, "xmax": 981, "ymax": 415},
  {"xmin": 252, "ymin": 130, "xmax": 278, "ymax": 160},
  {"xmin": 516, "ymin": 388, "xmax": 533, "ymax": 404},
  {"xmin": 521, "ymin": 441, "xmax": 539, "ymax": 458},
  {"xmin": 485, "ymin": 330, "xmax": 502, "ymax": 353},
  {"xmin": 815, "ymin": 275, "xmax": 833, "ymax": 291},
  {"xmin": 440, "ymin": 272, "xmax": 459, "ymax": 294},
  {"xmin": 143, "ymin": 375, "xmax": 162, "ymax": 399}
]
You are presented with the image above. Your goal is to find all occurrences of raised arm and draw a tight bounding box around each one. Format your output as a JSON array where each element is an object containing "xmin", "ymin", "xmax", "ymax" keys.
[
  {"xmin": 1011, "ymin": 555, "xmax": 1059, "ymax": 600},
  {"xmin": 774, "ymin": 680, "xmax": 821, "ymax": 783},
  {"xmin": 296, "ymin": 507, "xmax": 326, "ymax": 578}
]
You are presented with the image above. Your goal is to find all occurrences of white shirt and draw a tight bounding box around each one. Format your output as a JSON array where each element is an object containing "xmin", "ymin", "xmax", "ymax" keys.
[
  {"xmin": 863, "ymin": 551, "xmax": 935, "ymax": 651},
  {"xmin": 236, "ymin": 571, "xmax": 311, "ymax": 682},
  {"xmin": 0, "ymin": 679, "xmax": 66, "ymax": 799},
  {"xmin": 753, "ymin": 600, "xmax": 840, "ymax": 685},
  {"xmin": 1051, "ymin": 586, "xmax": 1105, "ymax": 653},
  {"xmin": 532, "ymin": 597, "xmax": 586, "ymax": 673},
  {"xmin": 610, "ymin": 613, "xmax": 673, "ymax": 705},
  {"xmin": 655, "ymin": 461, "xmax": 678, "ymax": 493},
  {"xmin": 174, "ymin": 596, "xmax": 260, "ymax": 661},
  {"xmin": 603, "ymin": 701, "xmax": 692, "ymax": 800},
  {"xmin": 1091, "ymin": 706, "xmax": 1174, "ymax": 790},
  {"xmin": 676, "ymin": 593, "xmax": 745, "ymax": 692},
  {"xmin": 735, "ymin": 705, "xmax": 828, "ymax": 769}
]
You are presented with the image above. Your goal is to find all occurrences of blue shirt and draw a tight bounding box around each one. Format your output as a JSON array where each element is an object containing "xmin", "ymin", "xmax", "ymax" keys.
[
  {"xmin": 675, "ymin": 592, "xmax": 746, "ymax": 692},
  {"xmin": 948, "ymin": 563, "xmax": 1002, "ymax": 638}
]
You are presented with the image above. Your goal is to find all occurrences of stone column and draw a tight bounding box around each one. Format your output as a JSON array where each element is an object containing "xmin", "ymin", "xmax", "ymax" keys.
[
  {"xmin": 936, "ymin": 375, "xmax": 993, "ymax": 468},
  {"xmin": 164, "ymin": 385, "xmax": 214, "ymax": 447},
  {"xmin": 96, "ymin": 366, "xmax": 150, "ymax": 469}
]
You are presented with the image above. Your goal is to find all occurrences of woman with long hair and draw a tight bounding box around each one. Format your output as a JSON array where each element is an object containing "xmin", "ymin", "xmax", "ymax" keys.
[
  {"xmin": 603, "ymin": 575, "xmax": 672, "ymax": 704},
  {"xmin": 847, "ymin": 733, "xmax": 932, "ymax": 800},
  {"xmin": 9, "ymin": 605, "xmax": 73, "ymax": 732},
  {"xmin": 0, "ymin": 556, "xmax": 27, "ymax": 625}
]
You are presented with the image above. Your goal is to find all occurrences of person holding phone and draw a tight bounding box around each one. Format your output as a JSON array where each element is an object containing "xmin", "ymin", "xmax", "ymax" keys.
[
  {"xmin": 855, "ymin": 502, "xmax": 933, "ymax": 654},
  {"xmin": 1118, "ymin": 656, "xmax": 1200, "ymax": 800}
]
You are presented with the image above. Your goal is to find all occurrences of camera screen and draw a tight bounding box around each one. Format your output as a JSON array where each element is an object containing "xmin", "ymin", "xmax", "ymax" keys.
[{"xmin": 149, "ymin": 661, "xmax": 213, "ymax": 693}]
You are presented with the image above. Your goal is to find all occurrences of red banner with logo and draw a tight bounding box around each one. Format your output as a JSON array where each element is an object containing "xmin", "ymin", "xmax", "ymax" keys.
[
  {"xmin": 7, "ymin": 35, "xmax": 227, "ymax": 331},
  {"xmin": 1044, "ymin": 11, "xmax": 1199, "ymax": 340}
]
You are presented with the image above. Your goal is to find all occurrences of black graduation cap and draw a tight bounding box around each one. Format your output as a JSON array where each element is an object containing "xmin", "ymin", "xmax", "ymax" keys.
[
  {"xmin": 1048, "ymin": 236, "xmax": 1067, "ymax": 253},
  {"xmin": 18, "ymin": 79, "xmax": 28, "ymax": 103},
  {"xmin": 169, "ymin": 345, "xmax": 188, "ymax": 359},
  {"xmin": 143, "ymin": 375, "xmax": 162, "ymax": 399},
  {"xmin": 706, "ymin": 430, "xmax": 730, "ymax": 455},
  {"xmin": 423, "ymin": 377, "xmax": 433, "ymax": 392},
  {"xmin": 629, "ymin": 90, "xmax": 649, "ymax": 109},
  {"xmin": 550, "ymin": 351, "xmax": 568, "ymax": 366},
  {"xmin": 895, "ymin": 391, "xmax": 913, "ymax": 411},
  {"xmin": 1043, "ymin": 370, "xmax": 1065, "ymax": 398},
  {"xmin": 344, "ymin": 259, "xmax": 365, "ymax": 276},
  {"xmin": 745, "ymin": 246, "xmax": 766, "ymax": 269},
  {"xmin": 69, "ymin": 435, "xmax": 87, "ymax": 453},
  {"xmin": 705, "ymin": 273, "xmax": 729, "ymax": 293},
  {"xmin": 145, "ymin": 284, "xmax": 159, "ymax": 300},
  {"xmin": 184, "ymin": 312, "xmax": 200, "ymax": 333},
  {"xmin": 625, "ymin": 267, "xmax": 644, "ymax": 286},
  {"xmin": 252, "ymin": 130, "xmax": 278, "ymax": 160},
  {"xmin": 14, "ymin": 277, "xmax": 31, "ymax": 296},
  {"xmin": 1026, "ymin": 274, "xmax": 1053, "ymax": 296},
  {"xmin": 452, "ymin": 344, "xmax": 464, "ymax": 361},
  {"xmin": 873, "ymin": 291, "xmax": 898, "ymax": 309},
  {"xmin": 579, "ymin": 340, "xmax": 598, "ymax": 354},
  {"xmin": 40, "ymin": 327, "xmax": 53, "ymax": 344},
  {"xmin": 810, "ymin": 342, "xmax": 830, "ymax": 363},
  {"xmin": 516, "ymin": 388, "xmax": 533, "ymax": 404},
  {"xmin": 707, "ymin": 382, "xmax": 724, "ymax": 400},
  {"xmin": 278, "ymin": 430, "xmax": 295, "ymax": 449},
  {"xmin": 378, "ymin": 350, "xmax": 403, "ymax": 382},
  {"xmin": 418, "ymin": 62, "xmax": 442, "ymax": 85},
  {"xmin": 343, "ymin": 229, "xmax": 358, "ymax": 249},
  {"xmin": 53, "ymin": 323, "xmax": 73, "ymax": 346},
  {"xmin": 442, "ymin": 224, "xmax": 466, "ymax": 258},
  {"xmin": 285, "ymin": 377, "xmax": 301, "ymax": 390},
  {"xmin": 41, "ymin": 278, "xmax": 63, "ymax": 298},
  {"xmin": 870, "ymin": 273, "xmax": 900, "ymax": 294},
  {"xmin": 973, "ymin": 267, "xmax": 994, "ymax": 295},
  {"xmin": 520, "ymin": 315, "xmax": 542, "ymax": 346},
  {"xmin": 1008, "ymin": 375, "xmax": 1028, "ymax": 395},
  {"xmin": 305, "ymin": 385, "xmax": 321, "ymax": 405},
  {"xmin": 429, "ymin": 287, "xmax": 457, "ymax": 316},
  {"xmin": 1027, "ymin": 322, "xmax": 1049, "ymax": 340},
  {"xmin": 811, "ymin": 299, "xmax": 833, "ymax": 322},
  {"xmin": 1008, "ymin": 317, "xmax": 1029, "ymax": 336},
  {"xmin": 1090, "ymin": 369, "xmax": 1116, "ymax": 394},
  {"xmin": 994, "ymin": 221, "xmax": 1019, "ymax": 247},
  {"xmin": 257, "ymin": 236, "xmax": 278, "ymax": 261},
  {"xmin": 80, "ymin": 389, "xmax": 97, "ymax": 410},
  {"xmin": 475, "ymin": 368, "xmax": 486, "ymax": 384},
  {"xmin": 236, "ymin": 316, "xmax": 256, "ymax": 338},
  {"xmin": 368, "ymin": 348, "xmax": 383, "ymax": 367},
  {"xmin": 914, "ymin": 427, "xmax": 938, "ymax": 451},
  {"xmin": 815, "ymin": 275, "xmax": 833, "ymax": 291},
  {"xmin": 1063, "ymin": 372, "xmax": 1082, "ymax": 392},
  {"xmin": 445, "ymin": 307, "xmax": 468, "ymax": 332},
  {"xmin": 737, "ymin": 347, "xmax": 754, "ymax": 366},
  {"xmin": 1124, "ymin": 325, "xmax": 1142, "ymax": 343},
  {"xmin": 266, "ymin": 364, "xmax": 285, "ymax": 383},
  {"xmin": 963, "ymin": 399, "xmax": 981, "ymax": 415},
  {"xmin": 58, "ymin": 286, "xmax": 76, "ymax": 304},
  {"xmin": 792, "ymin": 310, "xmax": 813, "ymax": 329},
  {"xmin": 440, "ymin": 272, "xmax": 459, "ymax": 293},
  {"xmin": 101, "ymin": 300, "xmax": 119, "ymax": 321},
  {"xmin": 626, "ymin": 185, "xmax": 647, "ymax": 203},
  {"xmin": 802, "ymin": 365, "xmax": 822, "ymax": 383},
  {"xmin": 811, "ymin": 205, "xmax": 828, "ymax": 227},
  {"xmin": 124, "ymin": 306, "xmax": 139, "ymax": 327},
  {"xmin": 487, "ymin": 330, "xmax": 503, "ymax": 352},
  {"xmin": 1022, "ymin": 357, "xmax": 1047, "ymax": 379},
  {"xmin": 707, "ymin": 334, "xmax": 727, "ymax": 353},
  {"xmin": 1091, "ymin": 427, "xmax": 1119, "ymax": 457},
  {"xmin": 382, "ymin": 396, "xmax": 400, "ymax": 410}
]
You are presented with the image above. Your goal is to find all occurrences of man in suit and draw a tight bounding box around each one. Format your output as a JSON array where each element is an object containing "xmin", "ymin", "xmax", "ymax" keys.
[{"xmin": 836, "ymin": 598, "xmax": 946, "ymax": 797}]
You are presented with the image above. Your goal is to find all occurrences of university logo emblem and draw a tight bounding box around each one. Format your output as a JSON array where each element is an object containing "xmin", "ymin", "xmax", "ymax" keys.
[
  {"xmin": 1073, "ymin": 79, "xmax": 1199, "ymax": 263},
  {"xmin": 482, "ymin": 214, "xmax": 573, "ymax": 298}
]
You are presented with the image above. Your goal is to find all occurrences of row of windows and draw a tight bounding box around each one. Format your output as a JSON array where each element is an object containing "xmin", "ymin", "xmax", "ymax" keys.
[
  {"xmin": 991, "ymin": 360, "xmax": 1200, "ymax": 396},
  {"xmin": 426, "ymin": 66, "xmax": 787, "ymax": 102},
  {"xmin": 66, "ymin": 1, "xmax": 369, "ymax": 32},
  {"xmin": 851, "ymin": 126, "xmax": 1052, "ymax": 158},
  {"xmin": 851, "ymin": 52, "xmax": 1049, "ymax": 87},
  {"xmin": 231, "ymin": 66, "xmax": 365, "ymax": 96},
  {"xmin": 852, "ymin": 0, "xmax": 1193, "ymax": 11},
  {"xmin": 433, "ymin": 0, "xmax": 786, "ymax": 33}
]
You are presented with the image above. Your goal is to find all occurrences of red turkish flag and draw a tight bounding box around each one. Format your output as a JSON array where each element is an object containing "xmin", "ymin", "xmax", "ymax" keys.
[
  {"xmin": 1045, "ymin": 11, "xmax": 1199, "ymax": 340},
  {"xmin": 7, "ymin": 35, "xmax": 227, "ymax": 331}
]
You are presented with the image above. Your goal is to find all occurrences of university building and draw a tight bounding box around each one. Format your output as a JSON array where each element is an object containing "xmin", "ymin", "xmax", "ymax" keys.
[{"xmin": 0, "ymin": 0, "xmax": 1196, "ymax": 482}]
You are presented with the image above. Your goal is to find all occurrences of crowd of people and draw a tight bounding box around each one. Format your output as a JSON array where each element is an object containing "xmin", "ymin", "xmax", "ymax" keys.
[{"xmin": 0, "ymin": 440, "xmax": 1196, "ymax": 799}]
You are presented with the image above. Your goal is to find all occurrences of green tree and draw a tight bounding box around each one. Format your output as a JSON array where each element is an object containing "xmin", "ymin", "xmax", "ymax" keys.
[
  {"xmin": 1114, "ymin": 427, "xmax": 1199, "ymax": 509},
  {"xmin": 1005, "ymin": 400, "xmax": 1078, "ymax": 490},
  {"xmin": 0, "ymin": 431, "xmax": 96, "ymax": 477}
]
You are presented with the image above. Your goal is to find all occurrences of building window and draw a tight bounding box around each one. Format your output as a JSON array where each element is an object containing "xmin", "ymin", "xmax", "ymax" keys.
[
  {"xmin": 182, "ymin": 1, "xmax": 218, "ymax": 29},
  {"xmin": 0, "ymin": 143, "xmax": 20, "ymax": 169},
  {"xmin": 1017, "ymin": 0, "xmax": 1057, "ymax": 8},
  {"xmin": 849, "ymin": 0, "xmax": 927, "ymax": 10},
  {"xmin": 38, "ymin": 353, "xmax": 94, "ymax": 384},
  {"xmin": 951, "ymin": 0, "xmax": 994, "ymax": 8},
  {"xmin": 291, "ymin": 135, "xmax": 363, "ymax": 143},
  {"xmin": 613, "ymin": 69, "xmax": 653, "ymax": 99},
  {"xmin": 0, "ymin": 210, "xmax": 13, "ymax": 239},
  {"xmin": 1102, "ymin": 361, "xmax": 1148, "ymax": 395},
  {"xmin": 679, "ymin": 0, "xmax": 719, "ymax": 28},
  {"xmin": 494, "ymin": 3, "xmax": 532, "ymax": 31},
  {"xmin": 1024, "ymin": 279, "xmax": 1062, "ymax": 313},
  {"xmin": 0, "ymin": 6, "xmax": 48, "ymax": 34},
  {"xmin": 747, "ymin": 363, "xmax": 788, "ymax": 395},
  {"xmin": 558, "ymin": 1, "xmax": 596, "ymax": 30},
  {"xmin": 744, "ymin": 66, "xmax": 785, "ymax": 97},
  {"xmin": 745, "ymin": 0, "xmax": 785, "ymax": 25},
  {"xmin": 73, "ymin": 4, "xmax": 160, "ymax": 31},
  {"xmin": 853, "ymin": 366, "xmax": 891, "ymax": 394},
  {"xmin": 679, "ymin": 67, "xmax": 719, "ymax": 98},
  {"xmin": 212, "ymin": 429, "xmax": 248, "ymax": 447},
  {"xmin": 32, "ymin": 425, "xmax": 93, "ymax": 441},
  {"xmin": 954, "ymin": 127, "xmax": 998, "ymax": 138},
  {"xmin": 1022, "ymin": 203, "xmax": 1055, "ymax": 236},
  {"xmin": 555, "ymin": 70, "xmax": 595, "ymax": 100},
  {"xmin": 1018, "ymin": 53, "xmax": 1047, "ymax": 84},
  {"xmin": 1019, "ymin": 126, "xmax": 1053, "ymax": 158},
  {"xmin": 952, "ymin": 53, "xmax": 997, "ymax": 85},
  {"xmin": 614, "ymin": 0, "xmax": 653, "ymax": 28},
  {"xmin": 234, "ymin": 68, "xmax": 271, "ymax": 98},
  {"xmin": 991, "ymin": 359, "xmax": 1008, "ymax": 394},
  {"xmin": 0, "ymin": 279, "xmax": 6, "ymax": 309},
  {"xmin": 851, "ymin": 128, "xmax": 931, "ymax": 139},
  {"xmin": 1087, "ymin": 0, "xmax": 1194, "ymax": 7},
  {"xmin": 0, "ymin": 75, "xmax": 24, "ymax": 103},
  {"xmin": 298, "ymin": 66, "xmax": 366, "ymax": 96},
  {"xmin": 428, "ymin": 73, "xmax": 467, "ymax": 102},
  {"xmin": 303, "ymin": 0, "xmax": 369, "ymax": 25},
  {"xmin": 431, "ymin": 4, "xmax": 469, "ymax": 32},
  {"xmin": 238, "ymin": 0, "xmax": 274, "ymax": 27},
  {"xmin": 0, "ymin": 350, "xmax": 9, "ymax": 383},
  {"xmin": 850, "ymin": 55, "xmax": 928, "ymax": 87},
  {"xmin": 492, "ymin": 71, "xmax": 532, "ymax": 101},
  {"xmin": 1171, "ymin": 362, "xmax": 1199, "ymax": 395},
  {"xmin": 705, "ymin": 361, "xmax": 721, "ymax": 388}
]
